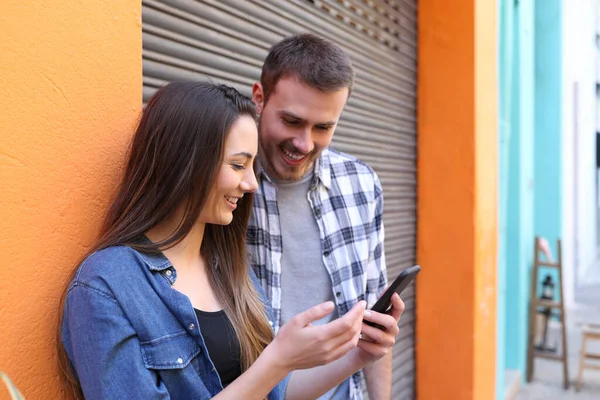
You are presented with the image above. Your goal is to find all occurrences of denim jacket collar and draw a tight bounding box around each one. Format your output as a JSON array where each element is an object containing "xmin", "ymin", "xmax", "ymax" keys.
[{"xmin": 137, "ymin": 248, "xmax": 172, "ymax": 272}]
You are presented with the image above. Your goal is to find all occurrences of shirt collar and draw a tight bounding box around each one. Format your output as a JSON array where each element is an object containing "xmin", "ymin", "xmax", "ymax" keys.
[
  {"xmin": 314, "ymin": 149, "xmax": 331, "ymax": 190},
  {"xmin": 135, "ymin": 236, "xmax": 173, "ymax": 272}
]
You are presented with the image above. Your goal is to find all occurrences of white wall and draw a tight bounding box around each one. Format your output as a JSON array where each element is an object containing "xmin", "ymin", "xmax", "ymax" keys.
[{"xmin": 562, "ymin": 0, "xmax": 598, "ymax": 308}]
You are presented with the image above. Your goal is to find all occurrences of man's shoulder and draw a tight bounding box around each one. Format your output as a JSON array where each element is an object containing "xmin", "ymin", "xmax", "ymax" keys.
[{"xmin": 323, "ymin": 148, "xmax": 381, "ymax": 186}]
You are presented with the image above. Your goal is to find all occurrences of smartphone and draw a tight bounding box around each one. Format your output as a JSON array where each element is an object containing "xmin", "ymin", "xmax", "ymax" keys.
[{"xmin": 364, "ymin": 265, "xmax": 421, "ymax": 327}]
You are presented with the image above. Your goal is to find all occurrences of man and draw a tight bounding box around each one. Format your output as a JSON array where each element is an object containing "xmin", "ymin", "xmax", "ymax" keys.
[{"xmin": 248, "ymin": 33, "xmax": 400, "ymax": 400}]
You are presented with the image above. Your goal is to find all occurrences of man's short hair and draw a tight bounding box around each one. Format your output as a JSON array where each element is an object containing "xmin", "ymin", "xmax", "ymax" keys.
[{"xmin": 261, "ymin": 33, "xmax": 355, "ymax": 102}]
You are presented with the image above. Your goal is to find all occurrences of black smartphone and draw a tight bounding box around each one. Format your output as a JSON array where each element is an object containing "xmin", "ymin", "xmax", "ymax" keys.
[{"xmin": 364, "ymin": 265, "xmax": 421, "ymax": 327}]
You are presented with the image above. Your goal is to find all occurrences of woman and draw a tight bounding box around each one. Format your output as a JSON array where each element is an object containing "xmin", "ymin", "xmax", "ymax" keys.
[{"xmin": 58, "ymin": 82, "xmax": 379, "ymax": 400}]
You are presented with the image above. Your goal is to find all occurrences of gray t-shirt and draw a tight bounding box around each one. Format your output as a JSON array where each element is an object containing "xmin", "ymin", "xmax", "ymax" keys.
[
  {"xmin": 273, "ymin": 172, "xmax": 338, "ymax": 327},
  {"xmin": 272, "ymin": 171, "xmax": 349, "ymax": 400}
]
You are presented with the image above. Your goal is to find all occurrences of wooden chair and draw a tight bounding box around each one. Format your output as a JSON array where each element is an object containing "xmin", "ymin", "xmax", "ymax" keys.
[{"xmin": 575, "ymin": 322, "xmax": 600, "ymax": 391}]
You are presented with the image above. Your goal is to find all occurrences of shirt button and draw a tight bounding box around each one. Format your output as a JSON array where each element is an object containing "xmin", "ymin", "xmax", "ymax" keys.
[
  {"xmin": 314, "ymin": 208, "xmax": 321, "ymax": 218},
  {"xmin": 336, "ymin": 292, "xmax": 342, "ymax": 298},
  {"xmin": 166, "ymin": 270, "xmax": 172, "ymax": 276},
  {"xmin": 188, "ymin": 323, "xmax": 195, "ymax": 331},
  {"xmin": 324, "ymin": 251, "xmax": 330, "ymax": 257},
  {"xmin": 268, "ymin": 320, "xmax": 273, "ymax": 327},
  {"xmin": 177, "ymin": 358, "xmax": 183, "ymax": 364}
]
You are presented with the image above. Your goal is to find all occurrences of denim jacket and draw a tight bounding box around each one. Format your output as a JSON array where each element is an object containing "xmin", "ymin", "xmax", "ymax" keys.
[{"xmin": 61, "ymin": 244, "xmax": 289, "ymax": 400}]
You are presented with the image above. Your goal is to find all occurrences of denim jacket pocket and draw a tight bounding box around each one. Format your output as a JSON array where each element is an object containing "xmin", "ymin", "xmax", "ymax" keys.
[{"xmin": 140, "ymin": 331, "xmax": 201, "ymax": 370}]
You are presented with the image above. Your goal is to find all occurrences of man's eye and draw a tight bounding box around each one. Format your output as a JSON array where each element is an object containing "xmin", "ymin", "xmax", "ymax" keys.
[{"xmin": 284, "ymin": 119, "xmax": 299, "ymax": 126}]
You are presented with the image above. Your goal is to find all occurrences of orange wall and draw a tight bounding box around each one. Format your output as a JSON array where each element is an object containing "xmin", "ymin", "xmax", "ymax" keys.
[
  {"xmin": 473, "ymin": 0, "xmax": 499, "ymax": 397},
  {"xmin": 0, "ymin": 1, "xmax": 141, "ymax": 398},
  {"xmin": 417, "ymin": 0, "xmax": 498, "ymax": 398}
]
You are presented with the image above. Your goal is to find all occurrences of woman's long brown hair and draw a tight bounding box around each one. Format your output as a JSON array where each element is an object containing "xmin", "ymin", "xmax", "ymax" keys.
[{"xmin": 57, "ymin": 82, "xmax": 274, "ymax": 399}]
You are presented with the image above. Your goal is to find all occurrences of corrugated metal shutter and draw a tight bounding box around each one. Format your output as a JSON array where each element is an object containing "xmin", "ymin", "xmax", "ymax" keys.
[{"xmin": 142, "ymin": 1, "xmax": 417, "ymax": 398}]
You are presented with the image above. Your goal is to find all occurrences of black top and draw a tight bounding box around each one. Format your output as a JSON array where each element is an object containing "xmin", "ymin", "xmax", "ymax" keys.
[{"xmin": 194, "ymin": 308, "xmax": 242, "ymax": 388}]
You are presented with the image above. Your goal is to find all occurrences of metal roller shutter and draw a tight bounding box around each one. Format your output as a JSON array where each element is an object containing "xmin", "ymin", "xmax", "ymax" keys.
[{"xmin": 142, "ymin": 1, "xmax": 417, "ymax": 398}]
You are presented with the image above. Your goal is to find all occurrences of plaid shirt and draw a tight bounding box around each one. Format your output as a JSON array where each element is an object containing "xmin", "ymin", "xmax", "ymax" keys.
[{"xmin": 247, "ymin": 148, "xmax": 388, "ymax": 400}]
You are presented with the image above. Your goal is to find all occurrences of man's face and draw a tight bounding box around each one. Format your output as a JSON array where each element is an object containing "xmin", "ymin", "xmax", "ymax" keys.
[{"xmin": 252, "ymin": 76, "xmax": 348, "ymax": 181}]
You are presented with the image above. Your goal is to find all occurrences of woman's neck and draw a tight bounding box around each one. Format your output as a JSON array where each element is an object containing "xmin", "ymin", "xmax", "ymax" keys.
[
  {"xmin": 145, "ymin": 210, "xmax": 206, "ymax": 269},
  {"xmin": 146, "ymin": 213, "xmax": 221, "ymax": 311}
]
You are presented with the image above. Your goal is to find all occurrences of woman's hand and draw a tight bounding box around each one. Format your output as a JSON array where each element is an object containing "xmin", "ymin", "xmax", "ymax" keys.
[
  {"xmin": 281, "ymin": 296, "xmax": 404, "ymax": 400},
  {"xmin": 266, "ymin": 300, "xmax": 367, "ymax": 372}
]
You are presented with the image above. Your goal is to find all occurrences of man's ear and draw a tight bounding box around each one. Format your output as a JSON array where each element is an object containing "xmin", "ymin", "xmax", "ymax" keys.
[{"xmin": 251, "ymin": 82, "xmax": 265, "ymax": 114}]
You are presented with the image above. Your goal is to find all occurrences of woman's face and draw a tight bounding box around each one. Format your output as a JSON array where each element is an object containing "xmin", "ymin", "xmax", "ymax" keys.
[{"xmin": 198, "ymin": 115, "xmax": 259, "ymax": 226}]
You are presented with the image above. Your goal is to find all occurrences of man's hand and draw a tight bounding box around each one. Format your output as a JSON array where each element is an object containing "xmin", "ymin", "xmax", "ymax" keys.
[
  {"xmin": 283, "ymin": 296, "xmax": 403, "ymax": 400},
  {"xmin": 357, "ymin": 293, "xmax": 405, "ymax": 363}
]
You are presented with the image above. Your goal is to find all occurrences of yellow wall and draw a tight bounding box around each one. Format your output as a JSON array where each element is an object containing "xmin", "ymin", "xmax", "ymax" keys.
[
  {"xmin": 417, "ymin": 0, "xmax": 498, "ymax": 398},
  {"xmin": 0, "ymin": 1, "xmax": 141, "ymax": 398}
]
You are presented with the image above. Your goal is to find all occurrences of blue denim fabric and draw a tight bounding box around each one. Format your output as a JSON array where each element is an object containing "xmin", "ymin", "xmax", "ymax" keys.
[{"xmin": 61, "ymin": 244, "xmax": 289, "ymax": 400}]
